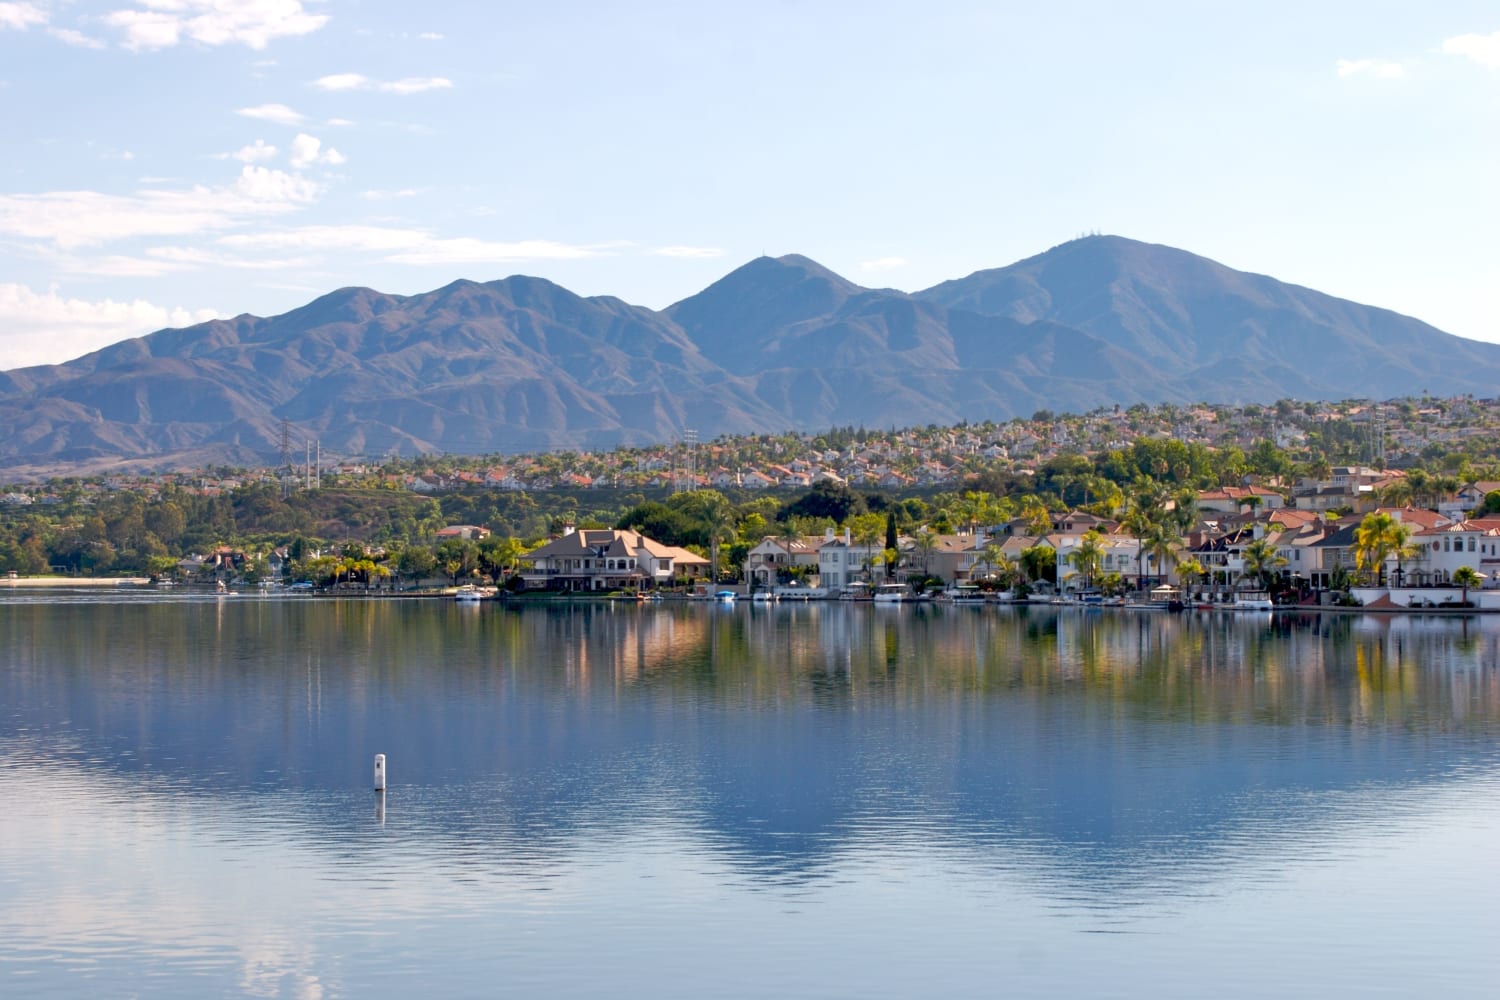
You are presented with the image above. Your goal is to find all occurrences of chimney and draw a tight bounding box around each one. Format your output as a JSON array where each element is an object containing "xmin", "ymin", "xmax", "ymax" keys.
[
  {"xmin": 844, "ymin": 526, "xmax": 851, "ymax": 545},
  {"xmin": 825, "ymin": 527, "xmax": 835, "ymax": 542},
  {"xmin": 563, "ymin": 523, "xmax": 576, "ymax": 536}
]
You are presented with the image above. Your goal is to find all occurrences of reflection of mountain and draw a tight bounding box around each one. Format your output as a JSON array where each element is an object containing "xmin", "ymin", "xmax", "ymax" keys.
[{"xmin": 3, "ymin": 600, "xmax": 1498, "ymax": 892}]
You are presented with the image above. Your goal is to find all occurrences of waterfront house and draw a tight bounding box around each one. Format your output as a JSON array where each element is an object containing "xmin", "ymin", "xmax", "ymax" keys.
[
  {"xmin": 520, "ymin": 527, "xmax": 707, "ymax": 592},
  {"xmin": 743, "ymin": 536, "xmax": 821, "ymax": 588}
]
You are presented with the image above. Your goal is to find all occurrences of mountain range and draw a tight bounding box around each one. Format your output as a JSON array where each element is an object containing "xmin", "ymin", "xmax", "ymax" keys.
[{"xmin": 3, "ymin": 235, "xmax": 1498, "ymax": 471}]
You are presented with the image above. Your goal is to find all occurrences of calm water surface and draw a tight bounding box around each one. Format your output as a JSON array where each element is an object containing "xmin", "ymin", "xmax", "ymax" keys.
[{"xmin": 2, "ymin": 595, "xmax": 1498, "ymax": 997}]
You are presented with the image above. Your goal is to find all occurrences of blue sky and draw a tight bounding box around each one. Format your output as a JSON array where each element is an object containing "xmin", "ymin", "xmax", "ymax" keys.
[{"xmin": 1, "ymin": 1, "xmax": 1497, "ymax": 369}]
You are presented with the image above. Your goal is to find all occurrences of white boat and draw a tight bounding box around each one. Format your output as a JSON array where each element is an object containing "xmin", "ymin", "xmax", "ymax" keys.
[
  {"xmin": 453, "ymin": 585, "xmax": 485, "ymax": 603},
  {"xmin": 750, "ymin": 590, "xmax": 776, "ymax": 602},
  {"xmin": 941, "ymin": 585, "xmax": 986, "ymax": 603},
  {"xmin": 1231, "ymin": 590, "xmax": 1274, "ymax": 610},
  {"xmin": 872, "ymin": 583, "xmax": 909, "ymax": 604}
]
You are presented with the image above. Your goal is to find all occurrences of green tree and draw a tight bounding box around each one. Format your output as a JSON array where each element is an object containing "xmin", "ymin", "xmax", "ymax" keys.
[
  {"xmin": 1453, "ymin": 565, "xmax": 1483, "ymax": 606},
  {"xmin": 1353, "ymin": 512, "xmax": 1409, "ymax": 585},
  {"xmin": 1239, "ymin": 537, "xmax": 1287, "ymax": 589},
  {"xmin": 1067, "ymin": 529, "xmax": 1106, "ymax": 590}
]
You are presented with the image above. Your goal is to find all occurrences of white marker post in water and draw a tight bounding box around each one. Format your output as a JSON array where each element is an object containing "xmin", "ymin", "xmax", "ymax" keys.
[{"xmin": 373, "ymin": 753, "xmax": 386, "ymax": 790}]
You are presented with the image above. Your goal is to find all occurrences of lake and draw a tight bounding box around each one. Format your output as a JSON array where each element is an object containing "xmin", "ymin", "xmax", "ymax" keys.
[{"xmin": 2, "ymin": 595, "xmax": 1498, "ymax": 998}]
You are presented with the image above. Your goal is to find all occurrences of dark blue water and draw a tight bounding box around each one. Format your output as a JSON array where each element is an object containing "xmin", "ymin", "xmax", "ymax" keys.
[{"xmin": 2, "ymin": 595, "xmax": 1498, "ymax": 997}]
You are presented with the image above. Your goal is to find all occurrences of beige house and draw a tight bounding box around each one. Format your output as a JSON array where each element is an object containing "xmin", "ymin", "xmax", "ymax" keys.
[{"xmin": 521, "ymin": 527, "xmax": 706, "ymax": 592}]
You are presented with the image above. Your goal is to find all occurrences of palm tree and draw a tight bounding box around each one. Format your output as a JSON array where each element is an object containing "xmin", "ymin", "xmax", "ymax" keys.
[
  {"xmin": 911, "ymin": 529, "xmax": 940, "ymax": 577},
  {"xmin": 1067, "ymin": 529, "xmax": 1105, "ymax": 591},
  {"xmin": 1020, "ymin": 544, "xmax": 1056, "ymax": 588},
  {"xmin": 703, "ymin": 497, "xmax": 738, "ymax": 584},
  {"xmin": 1453, "ymin": 565, "xmax": 1483, "ymax": 606},
  {"xmin": 1239, "ymin": 537, "xmax": 1286, "ymax": 590},
  {"xmin": 1144, "ymin": 522, "xmax": 1180, "ymax": 585},
  {"xmin": 1177, "ymin": 557, "xmax": 1207, "ymax": 596},
  {"xmin": 1353, "ymin": 512, "xmax": 1409, "ymax": 585}
]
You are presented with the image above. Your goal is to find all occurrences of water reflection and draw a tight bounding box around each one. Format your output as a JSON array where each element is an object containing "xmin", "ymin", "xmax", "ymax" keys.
[{"xmin": 2, "ymin": 597, "xmax": 1499, "ymax": 996}]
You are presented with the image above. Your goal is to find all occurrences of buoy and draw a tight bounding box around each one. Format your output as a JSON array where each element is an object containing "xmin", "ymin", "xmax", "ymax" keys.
[{"xmin": 373, "ymin": 753, "xmax": 386, "ymax": 790}]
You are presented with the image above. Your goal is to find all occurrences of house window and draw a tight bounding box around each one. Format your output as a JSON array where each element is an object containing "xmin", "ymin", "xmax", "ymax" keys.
[{"xmin": 1469, "ymin": 538, "xmax": 1476, "ymax": 552}]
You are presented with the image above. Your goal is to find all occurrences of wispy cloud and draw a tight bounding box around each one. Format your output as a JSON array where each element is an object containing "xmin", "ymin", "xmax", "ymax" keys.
[
  {"xmin": 0, "ymin": 283, "xmax": 220, "ymax": 368},
  {"xmin": 859, "ymin": 256, "xmax": 907, "ymax": 271},
  {"xmin": 50, "ymin": 27, "xmax": 106, "ymax": 49},
  {"xmin": 237, "ymin": 103, "xmax": 305, "ymax": 126},
  {"xmin": 313, "ymin": 73, "xmax": 454, "ymax": 94},
  {"xmin": 219, "ymin": 224, "xmax": 603, "ymax": 265},
  {"xmin": 1443, "ymin": 30, "xmax": 1500, "ymax": 69},
  {"xmin": 0, "ymin": 167, "xmax": 319, "ymax": 249},
  {"xmin": 0, "ymin": 2, "xmax": 45, "ymax": 31},
  {"xmin": 418, "ymin": 32, "xmax": 443, "ymax": 41},
  {"xmin": 288, "ymin": 133, "xmax": 345, "ymax": 168},
  {"xmin": 217, "ymin": 139, "xmax": 278, "ymax": 163},
  {"xmin": 105, "ymin": 0, "xmax": 328, "ymax": 52},
  {"xmin": 360, "ymin": 188, "xmax": 420, "ymax": 201},
  {"xmin": 1335, "ymin": 58, "xmax": 1405, "ymax": 79}
]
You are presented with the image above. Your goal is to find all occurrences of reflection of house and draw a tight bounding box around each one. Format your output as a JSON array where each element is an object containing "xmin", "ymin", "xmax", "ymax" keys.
[{"xmin": 520, "ymin": 527, "xmax": 707, "ymax": 592}]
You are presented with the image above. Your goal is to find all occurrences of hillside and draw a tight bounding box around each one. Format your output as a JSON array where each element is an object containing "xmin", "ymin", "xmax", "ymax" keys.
[{"xmin": 3, "ymin": 236, "xmax": 1499, "ymax": 470}]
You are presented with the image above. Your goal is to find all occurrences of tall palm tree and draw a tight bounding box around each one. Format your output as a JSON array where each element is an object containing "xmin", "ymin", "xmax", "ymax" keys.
[
  {"xmin": 1239, "ymin": 537, "xmax": 1286, "ymax": 590},
  {"xmin": 1068, "ymin": 529, "xmax": 1106, "ymax": 591},
  {"xmin": 1353, "ymin": 512, "xmax": 1409, "ymax": 585},
  {"xmin": 1144, "ymin": 522, "xmax": 1180, "ymax": 585},
  {"xmin": 703, "ymin": 497, "xmax": 738, "ymax": 584}
]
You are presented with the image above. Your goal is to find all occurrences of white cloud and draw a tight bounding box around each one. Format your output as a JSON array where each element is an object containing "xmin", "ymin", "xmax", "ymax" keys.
[
  {"xmin": 0, "ymin": 2, "xmax": 46, "ymax": 31},
  {"xmin": 381, "ymin": 76, "xmax": 452, "ymax": 95},
  {"xmin": 0, "ymin": 283, "xmax": 220, "ymax": 369},
  {"xmin": 360, "ymin": 188, "xmax": 419, "ymax": 201},
  {"xmin": 1336, "ymin": 58, "xmax": 1405, "ymax": 79},
  {"xmin": 325, "ymin": 117, "xmax": 355, "ymax": 127},
  {"xmin": 418, "ymin": 32, "xmax": 443, "ymax": 41},
  {"xmin": 653, "ymin": 245, "xmax": 724, "ymax": 259},
  {"xmin": 219, "ymin": 139, "xmax": 278, "ymax": 163},
  {"xmin": 1443, "ymin": 31, "xmax": 1500, "ymax": 69},
  {"xmin": 236, "ymin": 102, "xmax": 305, "ymax": 125},
  {"xmin": 50, "ymin": 27, "xmax": 107, "ymax": 49},
  {"xmin": 313, "ymin": 72, "xmax": 368, "ymax": 91},
  {"xmin": 219, "ymin": 224, "xmax": 602, "ymax": 265},
  {"xmin": 312, "ymin": 72, "xmax": 453, "ymax": 94},
  {"xmin": 105, "ymin": 0, "xmax": 329, "ymax": 51},
  {"xmin": 287, "ymin": 133, "xmax": 345, "ymax": 168},
  {"xmin": 233, "ymin": 164, "xmax": 320, "ymax": 202},
  {"xmin": 859, "ymin": 256, "xmax": 907, "ymax": 271},
  {"xmin": 0, "ymin": 166, "xmax": 319, "ymax": 249}
]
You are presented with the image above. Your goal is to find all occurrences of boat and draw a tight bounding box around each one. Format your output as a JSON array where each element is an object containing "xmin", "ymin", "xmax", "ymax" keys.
[
  {"xmin": 750, "ymin": 590, "xmax": 776, "ymax": 602},
  {"xmin": 942, "ymin": 585, "xmax": 986, "ymax": 603},
  {"xmin": 873, "ymin": 583, "xmax": 909, "ymax": 604},
  {"xmin": 453, "ymin": 585, "xmax": 485, "ymax": 603},
  {"xmin": 839, "ymin": 582, "xmax": 873, "ymax": 602},
  {"xmin": 713, "ymin": 589, "xmax": 737, "ymax": 602},
  {"xmin": 1230, "ymin": 590, "xmax": 1274, "ymax": 611}
]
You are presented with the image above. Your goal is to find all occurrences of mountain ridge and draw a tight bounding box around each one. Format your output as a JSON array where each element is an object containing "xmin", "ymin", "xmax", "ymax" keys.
[{"xmin": 2, "ymin": 235, "xmax": 1496, "ymax": 471}]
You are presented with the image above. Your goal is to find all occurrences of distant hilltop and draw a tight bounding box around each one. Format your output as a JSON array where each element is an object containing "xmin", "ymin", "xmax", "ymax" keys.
[{"xmin": 4, "ymin": 235, "xmax": 1500, "ymax": 472}]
